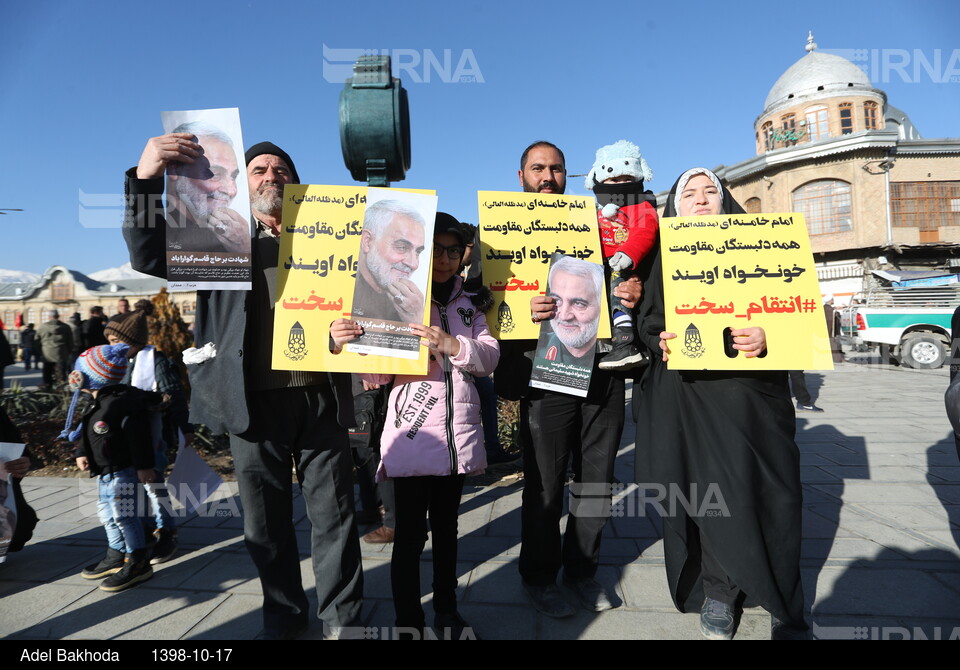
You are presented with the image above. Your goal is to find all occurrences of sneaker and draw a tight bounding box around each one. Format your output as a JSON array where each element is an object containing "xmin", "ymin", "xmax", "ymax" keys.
[
  {"xmin": 81, "ymin": 547, "xmax": 125, "ymax": 579},
  {"xmin": 562, "ymin": 574, "xmax": 614, "ymax": 612},
  {"xmin": 700, "ymin": 597, "xmax": 735, "ymax": 640},
  {"xmin": 522, "ymin": 582, "xmax": 575, "ymax": 618},
  {"xmin": 598, "ymin": 327, "xmax": 649, "ymax": 371},
  {"xmin": 796, "ymin": 403, "xmax": 824, "ymax": 412},
  {"xmin": 434, "ymin": 610, "xmax": 479, "ymax": 640},
  {"xmin": 100, "ymin": 552, "xmax": 154, "ymax": 592},
  {"xmin": 150, "ymin": 527, "xmax": 178, "ymax": 565},
  {"xmin": 362, "ymin": 525, "xmax": 395, "ymax": 544}
]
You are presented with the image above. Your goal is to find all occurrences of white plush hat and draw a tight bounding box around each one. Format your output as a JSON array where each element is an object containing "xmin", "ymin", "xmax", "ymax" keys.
[{"xmin": 584, "ymin": 140, "xmax": 653, "ymax": 190}]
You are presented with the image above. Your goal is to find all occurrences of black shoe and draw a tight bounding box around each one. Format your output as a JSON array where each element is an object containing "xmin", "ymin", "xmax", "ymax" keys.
[
  {"xmin": 562, "ymin": 574, "xmax": 614, "ymax": 612},
  {"xmin": 434, "ymin": 610, "xmax": 479, "ymax": 640},
  {"xmin": 522, "ymin": 582, "xmax": 575, "ymax": 618},
  {"xmin": 81, "ymin": 547, "xmax": 125, "ymax": 579},
  {"xmin": 771, "ymin": 616, "xmax": 811, "ymax": 640},
  {"xmin": 598, "ymin": 327, "xmax": 649, "ymax": 371},
  {"xmin": 150, "ymin": 527, "xmax": 178, "ymax": 565},
  {"xmin": 262, "ymin": 620, "xmax": 308, "ymax": 640},
  {"xmin": 100, "ymin": 551, "xmax": 154, "ymax": 592},
  {"xmin": 796, "ymin": 403, "xmax": 824, "ymax": 412},
  {"xmin": 700, "ymin": 597, "xmax": 735, "ymax": 640}
]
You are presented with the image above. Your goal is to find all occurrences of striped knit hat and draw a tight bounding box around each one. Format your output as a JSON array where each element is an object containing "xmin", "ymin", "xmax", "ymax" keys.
[
  {"xmin": 73, "ymin": 344, "xmax": 130, "ymax": 390},
  {"xmin": 59, "ymin": 343, "xmax": 130, "ymax": 441}
]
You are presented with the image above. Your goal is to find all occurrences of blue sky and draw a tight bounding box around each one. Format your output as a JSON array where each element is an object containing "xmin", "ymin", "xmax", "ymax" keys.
[{"xmin": 1, "ymin": 0, "xmax": 958, "ymax": 277}]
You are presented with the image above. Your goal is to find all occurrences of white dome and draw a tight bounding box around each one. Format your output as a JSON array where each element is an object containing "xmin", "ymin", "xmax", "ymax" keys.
[{"xmin": 764, "ymin": 36, "xmax": 875, "ymax": 113}]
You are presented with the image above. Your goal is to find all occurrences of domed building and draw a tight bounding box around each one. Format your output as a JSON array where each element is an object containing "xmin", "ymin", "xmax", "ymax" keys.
[{"xmin": 711, "ymin": 32, "xmax": 960, "ymax": 303}]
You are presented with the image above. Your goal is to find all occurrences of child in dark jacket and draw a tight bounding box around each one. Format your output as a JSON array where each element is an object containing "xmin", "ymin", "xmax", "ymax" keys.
[{"xmin": 61, "ymin": 343, "xmax": 156, "ymax": 592}]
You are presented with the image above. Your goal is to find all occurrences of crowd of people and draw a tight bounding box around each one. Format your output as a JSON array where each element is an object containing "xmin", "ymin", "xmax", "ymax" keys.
[{"xmin": 1, "ymin": 132, "xmax": 817, "ymax": 641}]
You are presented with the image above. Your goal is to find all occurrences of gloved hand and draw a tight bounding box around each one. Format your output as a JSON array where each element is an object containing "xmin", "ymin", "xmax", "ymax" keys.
[
  {"xmin": 608, "ymin": 251, "xmax": 633, "ymax": 272},
  {"xmin": 600, "ymin": 203, "xmax": 620, "ymax": 220}
]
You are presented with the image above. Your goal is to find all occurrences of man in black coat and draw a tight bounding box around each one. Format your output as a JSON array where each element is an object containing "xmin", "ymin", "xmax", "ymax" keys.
[{"xmin": 123, "ymin": 131, "xmax": 362, "ymax": 640}]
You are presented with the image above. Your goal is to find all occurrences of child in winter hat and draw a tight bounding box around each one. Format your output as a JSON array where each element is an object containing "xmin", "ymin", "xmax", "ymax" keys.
[{"xmin": 584, "ymin": 140, "xmax": 660, "ymax": 372}]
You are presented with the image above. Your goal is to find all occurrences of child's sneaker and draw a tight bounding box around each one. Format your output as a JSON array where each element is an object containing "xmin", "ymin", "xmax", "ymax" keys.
[
  {"xmin": 100, "ymin": 551, "xmax": 154, "ymax": 592},
  {"xmin": 599, "ymin": 327, "xmax": 649, "ymax": 371},
  {"xmin": 81, "ymin": 547, "xmax": 125, "ymax": 579},
  {"xmin": 150, "ymin": 528, "xmax": 178, "ymax": 565}
]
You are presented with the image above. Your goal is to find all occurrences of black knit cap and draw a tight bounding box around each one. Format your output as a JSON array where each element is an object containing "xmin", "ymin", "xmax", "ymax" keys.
[
  {"xmin": 434, "ymin": 212, "xmax": 468, "ymax": 246},
  {"xmin": 244, "ymin": 142, "xmax": 300, "ymax": 184}
]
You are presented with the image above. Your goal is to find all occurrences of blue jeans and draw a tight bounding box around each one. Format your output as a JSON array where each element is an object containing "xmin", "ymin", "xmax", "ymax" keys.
[
  {"xmin": 97, "ymin": 468, "xmax": 146, "ymax": 553},
  {"xmin": 144, "ymin": 412, "xmax": 176, "ymax": 531}
]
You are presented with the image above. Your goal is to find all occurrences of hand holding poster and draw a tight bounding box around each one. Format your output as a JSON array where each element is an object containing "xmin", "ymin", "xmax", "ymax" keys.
[
  {"xmin": 271, "ymin": 186, "xmax": 436, "ymax": 375},
  {"xmin": 529, "ymin": 254, "xmax": 607, "ymax": 397},
  {"xmin": 160, "ymin": 107, "xmax": 252, "ymax": 291},
  {"xmin": 477, "ymin": 192, "xmax": 608, "ymax": 340},
  {"xmin": 661, "ymin": 212, "xmax": 833, "ymax": 370}
]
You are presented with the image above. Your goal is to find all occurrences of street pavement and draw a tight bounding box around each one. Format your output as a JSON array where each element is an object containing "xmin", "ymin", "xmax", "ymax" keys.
[{"xmin": 1, "ymin": 355, "xmax": 959, "ymax": 640}]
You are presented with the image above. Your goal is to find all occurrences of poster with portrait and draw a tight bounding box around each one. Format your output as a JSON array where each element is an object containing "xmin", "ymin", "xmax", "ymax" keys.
[
  {"xmin": 345, "ymin": 190, "xmax": 438, "ymax": 359},
  {"xmin": 160, "ymin": 107, "xmax": 252, "ymax": 291},
  {"xmin": 529, "ymin": 254, "xmax": 607, "ymax": 397},
  {"xmin": 0, "ymin": 442, "xmax": 25, "ymax": 563},
  {"xmin": 271, "ymin": 185, "xmax": 436, "ymax": 375},
  {"xmin": 477, "ymin": 191, "xmax": 610, "ymax": 340},
  {"xmin": 660, "ymin": 211, "xmax": 833, "ymax": 370}
]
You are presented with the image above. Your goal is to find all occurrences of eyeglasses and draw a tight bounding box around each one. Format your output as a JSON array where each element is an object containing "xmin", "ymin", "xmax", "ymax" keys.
[{"xmin": 433, "ymin": 243, "xmax": 464, "ymax": 260}]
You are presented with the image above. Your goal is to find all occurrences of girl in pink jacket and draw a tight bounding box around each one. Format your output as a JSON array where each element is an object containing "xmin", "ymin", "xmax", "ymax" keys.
[{"xmin": 332, "ymin": 213, "xmax": 500, "ymax": 639}]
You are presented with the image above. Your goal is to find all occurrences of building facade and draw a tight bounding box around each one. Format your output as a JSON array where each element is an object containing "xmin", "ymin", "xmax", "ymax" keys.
[
  {"xmin": 703, "ymin": 33, "xmax": 960, "ymax": 304},
  {"xmin": 0, "ymin": 265, "xmax": 196, "ymax": 348}
]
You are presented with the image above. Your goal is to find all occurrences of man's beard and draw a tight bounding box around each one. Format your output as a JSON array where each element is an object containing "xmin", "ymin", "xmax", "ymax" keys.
[
  {"xmin": 521, "ymin": 176, "xmax": 564, "ymax": 194},
  {"xmin": 552, "ymin": 315, "xmax": 600, "ymax": 351},
  {"xmin": 251, "ymin": 182, "xmax": 283, "ymax": 217},
  {"xmin": 365, "ymin": 249, "xmax": 413, "ymax": 290},
  {"xmin": 175, "ymin": 178, "xmax": 230, "ymax": 223}
]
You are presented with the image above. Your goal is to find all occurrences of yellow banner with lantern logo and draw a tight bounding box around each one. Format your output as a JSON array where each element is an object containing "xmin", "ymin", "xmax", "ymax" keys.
[
  {"xmin": 661, "ymin": 212, "xmax": 833, "ymax": 371},
  {"xmin": 271, "ymin": 184, "xmax": 436, "ymax": 375},
  {"xmin": 477, "ymin": 191, "xmax": 610, "ymax": 340}
]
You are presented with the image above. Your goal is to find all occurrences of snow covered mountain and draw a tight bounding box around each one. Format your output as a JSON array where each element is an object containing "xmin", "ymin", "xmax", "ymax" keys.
[
  {"xmin": 88, "ymin": 263, "xmax": 152, "ymax": 282},
  {"xmin": 0, "ymin": 269, "xmax": 41, "ymax": 283}
]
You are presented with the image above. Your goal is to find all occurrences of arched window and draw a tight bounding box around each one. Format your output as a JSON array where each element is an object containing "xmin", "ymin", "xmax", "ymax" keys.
[
  {"xmin": 839, "ymin": 102, "xmax": 853, "ymax": 134},
  {"xmin": 745, "ymin": 197, "xmax": 762, "ymax": 214},
  {"xmin": 864, "ymin": 101, "xmax": 879, "ymax": 130},
  {"xmin": 792, "ymin": 180, "xmax": 853, "ymax": 235},
  {"xmin": 805, "ymin": 105, "xmax": 829, "ymax": 141},
  {"xmin": 761, "ymin": 121, "xmax": 775, "ymax": 152}
]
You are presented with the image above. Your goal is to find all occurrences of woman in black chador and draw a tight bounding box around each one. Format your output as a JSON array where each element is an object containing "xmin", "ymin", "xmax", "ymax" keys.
[{"xmin": 634, "ymin": 167, "xmax": 807, "ymax": 640}]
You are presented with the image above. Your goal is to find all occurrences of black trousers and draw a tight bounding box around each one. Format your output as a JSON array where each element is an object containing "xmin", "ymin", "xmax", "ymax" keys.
[
  {"xmin": 230, "ymin": 385, "xmax": 363, "ymax": 636},
  {"xmin": 519, "ymin": 370, "xmax": 624, "ymax": 586},
  {"xmin": 788, "ymin": 370, "xmax": 811, "ymax": 406},
  {"xmin": 391, "ymin": 474, "xmax": 466, "ymax": 628}
]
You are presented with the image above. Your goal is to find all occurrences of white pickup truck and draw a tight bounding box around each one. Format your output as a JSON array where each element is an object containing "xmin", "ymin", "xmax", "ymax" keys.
[{"xmin": 845, "ymin": 272, "xmax": 960, "ymax": 369}]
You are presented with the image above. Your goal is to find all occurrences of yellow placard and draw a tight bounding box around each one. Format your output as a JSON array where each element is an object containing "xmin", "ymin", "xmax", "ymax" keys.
[
  {"xmin": 477, "ymin": 191, "xmax": 610, "ymax": 340},
  {"xmin": 271, "ymin": 184, "xmax": 435, "ymax": 375},
  {"xmin": 661, "ymin": 212, "xmax": 833, "ymax": 371}
]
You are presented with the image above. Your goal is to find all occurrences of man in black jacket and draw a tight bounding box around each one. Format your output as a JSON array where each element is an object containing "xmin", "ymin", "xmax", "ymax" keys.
[{"xmin": 123, "ymin": 131, "xmax": 362, "ymax": 639}]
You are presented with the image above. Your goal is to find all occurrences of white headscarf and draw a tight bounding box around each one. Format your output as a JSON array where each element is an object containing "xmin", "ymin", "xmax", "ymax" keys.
[{"xmin": 672, "ymin": 167, "xmax": 723, "ymax": 215}]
